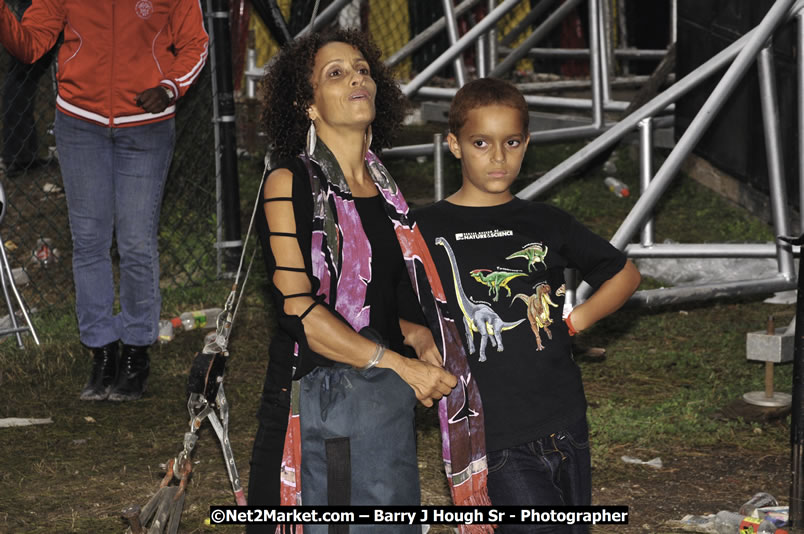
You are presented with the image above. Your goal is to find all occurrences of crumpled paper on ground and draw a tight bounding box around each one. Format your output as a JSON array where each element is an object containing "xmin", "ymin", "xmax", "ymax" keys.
[
  {"xmin": 0, "ymin": 417, "xmax": 53, "ymax": 428},
  {"xmin": 621, "ymin": 455, "xmax": 663, "ymax": 469}
]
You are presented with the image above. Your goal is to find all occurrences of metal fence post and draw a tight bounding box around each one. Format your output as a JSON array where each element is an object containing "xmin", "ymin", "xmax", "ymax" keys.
[
  {"xmin": 798, "ymin": 10, "xmax": 804, "ymax": 235},
  {"xmin": 208, "ymin": 0, "xmax": 242, "ymax": 275},
  {"xmin": 787, "ymin": 232, "xmax": 804, "ymax": 532}
]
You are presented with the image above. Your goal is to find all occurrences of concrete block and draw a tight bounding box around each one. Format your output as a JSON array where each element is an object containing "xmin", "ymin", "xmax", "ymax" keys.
[{"xmin": 746, "ymin": 328, "xmax": 794, "ymax": 363}]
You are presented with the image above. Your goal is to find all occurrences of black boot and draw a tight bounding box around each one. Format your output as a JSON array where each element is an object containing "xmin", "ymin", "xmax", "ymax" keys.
[
  {"xmin": 108, "ymin": 344, "xmax": 150, "ymax": 401},
  {"xmin": 79, "ymin": 341, "xmax": 119, "ymax": 401}
]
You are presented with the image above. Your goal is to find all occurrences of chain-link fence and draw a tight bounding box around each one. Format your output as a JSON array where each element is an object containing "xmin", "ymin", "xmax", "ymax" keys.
[
  {"xmin": 0, "ymin": 1, "xmax": 219, "ymax": 315},
  {"xmin": 1, "ymin": 0, "xmax": 660, "ymax": 319}
]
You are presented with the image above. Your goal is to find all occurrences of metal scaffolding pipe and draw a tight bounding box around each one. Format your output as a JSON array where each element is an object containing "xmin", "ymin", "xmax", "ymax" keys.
[
  {"xmin": 517, "ymin": 0, "xmax": 804, "ymax": 203},
  {"xmin": 598, "ymin": 0, "xmax": 612, "ymax": 103},
  {"xmin": 639, "ymin": 118, "xmax": 654, "ymax": 247},
  {"xmin": 630, "ymin": 276, "xmax": 795, "ymax": 307},
  {"xmin": 404, "ymin": 0, "xmax": 523, "ymax": 97},
  {"xmin": 295, "ymin": 0, "xmax": 353, "ymax": 38},
  {"xmin": 384, "ymin": 124, "xmax": 608, "ymax": 159},
  {"xmin": 434, "ymin": 133, "xmax": 445, "ymax": 201},
  {"xmin": 387, "ymin": 114, "xmax": 670, "ymax": 160},
  {"xmin": 491, "ymin": 0, "xmax": 584, "ymax": 78},
  {"xmin": 587, "ymin": 0, "xmax": 604, "ymax": 127},
  {"xmin": 405, "ymin": 85, "xmax": 631, "ymax": 111},
  {"xmin": 499, "ymin": 0, "xmax": 558, "ymax": 47},
  {"xmin": 606, "ymin": 0, "xmax": 798, "ymax": 252},
  {"xmin": 250, "ymin": 0, "xmax": 292, "ymax": 46},
  {"xmin": 385, "ymin": 0, "xmax": 482, "ymax": 68},
  {"xmin": 442, "ymin": 0, "xmax": 468, "ymax": 87},
  {"xmin": 670, "ymin": 0, "xmax": 678, "ymax": 44},
  {"xmin": 517, "ymin": 74, "xmax": 665, "ymax": 92},
  {"xmin": 498, "ymin": 46, "xmax": 668, "ymax": 59},
  {"xmin": 477, "ymin": 33, "xmax": 488, "ymax": 78},
  {"xmin": 528, "ymin": 123, "xmax": 611, "ymax": 143},
  {"xmin": 246, "ymin": 35, "xmax": 257, "ymax": 99},
  {"xmin": 625, "ymin": 243, "xmax": 799, "ymax": 258},
  {"xmin": 488, "ymin": 0, "xmax": 498, "ymax": 70},
  {"xmin": 758, "ymin": 44, "xmax": 796, "ymax": 280}
]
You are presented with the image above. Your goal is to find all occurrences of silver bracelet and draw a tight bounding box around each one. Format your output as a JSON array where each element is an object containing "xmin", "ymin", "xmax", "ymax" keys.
[{"xmin": 359, "ymin": 343, "xmax": 386, "ymax": 371}]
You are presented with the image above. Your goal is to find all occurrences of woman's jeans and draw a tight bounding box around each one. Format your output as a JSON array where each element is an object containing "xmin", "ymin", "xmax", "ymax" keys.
[
  {"xmin": 299, "ymin": 365, "xmax": 420, "ymax": 534},
  {"xmin": 54, "ymin": 110, "xmax": 174, "ymax": 348},
  {"xmin": 487, "ymin": 417, "xmax": 592, "ymax": 534}
]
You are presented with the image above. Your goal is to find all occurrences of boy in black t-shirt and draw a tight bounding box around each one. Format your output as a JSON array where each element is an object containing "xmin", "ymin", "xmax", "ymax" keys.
[{"xmin": 414, "ymin": 78, "xmax": 641, "ymax": 533}]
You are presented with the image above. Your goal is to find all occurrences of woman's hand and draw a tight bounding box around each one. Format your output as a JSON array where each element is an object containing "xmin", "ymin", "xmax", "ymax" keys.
[
  {"xmin": 400, "ymin": 319, "xmax": 443, "ymax": 367},
  {"xmin": 379, "ymin": 351, "xmax": 457, "ymax": 407},
  {"xmin": 135, "ymin": 86, "xmax": 172, "ymax": 113}
]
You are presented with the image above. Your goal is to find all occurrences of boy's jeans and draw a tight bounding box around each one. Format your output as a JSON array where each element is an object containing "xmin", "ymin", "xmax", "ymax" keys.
[
  {"xmin": 54, "ymin": 110, "xmax": 174, "ymax": 348},
  {"xmin": 487, "ymin": 416, "xmax": 592, "ymax": 534}
]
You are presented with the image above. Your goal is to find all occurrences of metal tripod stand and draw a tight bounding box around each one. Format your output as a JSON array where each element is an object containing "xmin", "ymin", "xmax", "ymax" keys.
[{"xmin": 0, "ymin": 181, "xmax": 39, "ymax": 347}]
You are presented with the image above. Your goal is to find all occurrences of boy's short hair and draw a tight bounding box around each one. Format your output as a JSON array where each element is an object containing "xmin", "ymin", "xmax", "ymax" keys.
[{"xmin": 448, "ymin": 78, "xmax": 529, "ymax": 136}]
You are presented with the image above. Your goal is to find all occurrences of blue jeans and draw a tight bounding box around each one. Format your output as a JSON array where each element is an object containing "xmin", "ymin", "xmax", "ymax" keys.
[
  {"xmin": 487, "ymin": 417, "xmax": 592, "ymax": 534},
  {"xmin": 299, "ymin": 365, "xmax": 420, "ymax": 534},
  {"xmin": 54, "ymin": 110, "xmax": 174, "ymax": 347}
]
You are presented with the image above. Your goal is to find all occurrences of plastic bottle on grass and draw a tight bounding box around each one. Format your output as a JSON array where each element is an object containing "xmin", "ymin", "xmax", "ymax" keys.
[
  {"xmin": 604, "ymin": 177, "xmax": 630, "ymax": 197},
  {"xmin": 714, "ymin": 511, "xmax": 747, "ymax": 534},
  {"xmin": 740, "ymin": 492, "xmax": 778, "ymax": 516},
  {"xmin": 180, "ymin": 308, "xmax": 223, "ymax": 331},
  {"xmin": 158, "ymin": 317, "xmax": 183, "ymax": 343}
]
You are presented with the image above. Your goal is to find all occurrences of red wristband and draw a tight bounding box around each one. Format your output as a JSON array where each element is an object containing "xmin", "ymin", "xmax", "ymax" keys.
[{"xmin": 565, "ymin": 314, "xmax": 578, "ymax": 336}]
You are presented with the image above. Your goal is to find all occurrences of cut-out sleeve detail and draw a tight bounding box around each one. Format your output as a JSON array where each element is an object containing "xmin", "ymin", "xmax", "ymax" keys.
[
  {"xmin": 267, "ymin": 231, "xmax": 298, "ymax": 237},
  {"xmin": 298, "ymin": 299, "xmax": 321, "ymax": 320},
  {"xmin": 255, "ymin": 159, "xmax": 387, "ymax": 377},
  {"xmin": 274, "ymin": 266, "xmax": 308, "ymax": 273},
  {"xmin": 260, "ymin": 167, "xmax": 316, "ymax": 319},
  {"xmin": 283, "ymin": 292, "xmax": 316, "ymax": 299},
  {"xmin": 255, "ymin": 161, "xmax": 354, "ymax": 376}
]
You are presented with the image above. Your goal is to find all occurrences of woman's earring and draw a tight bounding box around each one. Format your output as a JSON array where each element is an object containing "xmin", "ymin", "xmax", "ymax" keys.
[
  {"xmin": 364, "ymin": 125, "xmax": 373, "ymax": 154},
  {"xmin": 306, "ymin": 121, "xmax": 317, "ymax": 155}
]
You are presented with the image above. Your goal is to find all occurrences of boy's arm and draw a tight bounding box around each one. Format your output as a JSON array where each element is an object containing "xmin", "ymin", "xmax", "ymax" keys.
[{"xmin": 566, "ymin": 259, "xmax": 641, "ymax": 334}]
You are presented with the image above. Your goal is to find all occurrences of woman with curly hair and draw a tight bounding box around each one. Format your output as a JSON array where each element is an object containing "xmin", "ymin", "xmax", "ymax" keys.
[{"xmin": 248, "ymin": 28, "xmax": 481, "ymax": 532}]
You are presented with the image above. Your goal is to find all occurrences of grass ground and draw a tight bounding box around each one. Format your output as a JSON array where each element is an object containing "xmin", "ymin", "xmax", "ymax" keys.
[{"xmin": 0, "ymin": 131, "xmax": 794, "ymax": 533}]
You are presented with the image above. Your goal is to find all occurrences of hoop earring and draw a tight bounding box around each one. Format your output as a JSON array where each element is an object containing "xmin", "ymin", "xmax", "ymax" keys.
[
  {"xmin": 306, "ymin": 121, "xmax": 317, "ymax": 155},
  {"xmin": 364, "ymin": 125, "xmax": 373, "ymax": 154}
]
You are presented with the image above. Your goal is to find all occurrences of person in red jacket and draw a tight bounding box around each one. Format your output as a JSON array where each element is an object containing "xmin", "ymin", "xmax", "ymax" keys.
[{"xmin": 0, "ymin": 0, "xmax": 209, "ymax": 401}]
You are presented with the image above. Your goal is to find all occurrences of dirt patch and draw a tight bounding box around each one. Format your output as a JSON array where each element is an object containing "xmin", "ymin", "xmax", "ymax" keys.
[
  {"xmin": 415, "ymin": 405, "xmax": 791, "ymax": 534},
  {"xmin": 590, "ymin": 446, "xmax": 789, "ymax": 533},
  {"xmin": 0, "ymin": 301, "xmax": 797, "ymax": 534}
]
